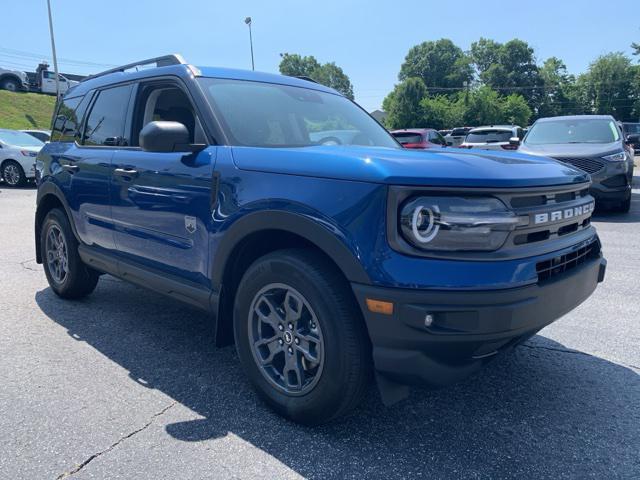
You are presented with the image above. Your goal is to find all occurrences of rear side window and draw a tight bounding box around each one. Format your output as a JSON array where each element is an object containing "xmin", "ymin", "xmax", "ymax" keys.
[
  {"xmin": 392, "ymin": 132, "xmax": 423, "ymax": 144},
  {"xmin": 52, "ymin": 95, "xmax": 90, "ymax": 142},
  {"xmin": 82, "ymin": 85, "xmax": 133, "ymax": 146},
  {"xmin": 466, "ymin": 130, "xmax": 512, "ymax": 143}
]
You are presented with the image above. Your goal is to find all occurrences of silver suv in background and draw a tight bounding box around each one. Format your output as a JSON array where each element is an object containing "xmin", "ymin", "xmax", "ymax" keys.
[
  {"xmin": 519, "ymin": 115, "xmax": 634, "ymax": 212},
  {"xmin": 459, "ymin": 125, "xmax": 524, "ymax": 151}
]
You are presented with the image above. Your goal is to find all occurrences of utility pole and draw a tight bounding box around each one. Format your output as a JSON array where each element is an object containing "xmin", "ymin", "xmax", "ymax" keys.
[
  {"xmin": 244, "ymin": 17, "xmax": 254, "ymax": 71},
  {"xmin": 46, "ymin": 0, "xmax": 61, "ymax": 100}
]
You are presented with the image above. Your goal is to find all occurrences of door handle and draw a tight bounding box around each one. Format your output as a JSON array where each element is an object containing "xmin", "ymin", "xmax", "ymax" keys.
[
  {"xmin": 61, "ymin": 164, "xmax": 79, "ymax": 173},
  {"xmin": 113, "ymin": 168, "xmax": 138, "ymax": 180},
  {"xmin": 114, "ymin": 167, "xmax": 138, "ymax": 177}
]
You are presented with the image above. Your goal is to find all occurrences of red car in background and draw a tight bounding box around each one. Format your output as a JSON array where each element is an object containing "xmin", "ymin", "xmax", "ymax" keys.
[{"xmin": 390, "ymin": 128, "xmax": 448, "ymax": 149}]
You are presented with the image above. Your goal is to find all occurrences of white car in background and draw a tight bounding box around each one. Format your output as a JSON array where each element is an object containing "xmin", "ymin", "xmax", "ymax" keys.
[
  {"xmin": 0, "ymin": 129, "xmax": 44, "ymax": 187},
  {"xmin": 21, "ymin": 129, "xmax": 51, "ymax": 143},
  {"xmin": 459, "ymin": 125, "xmax": 525, "ymax": 151}
]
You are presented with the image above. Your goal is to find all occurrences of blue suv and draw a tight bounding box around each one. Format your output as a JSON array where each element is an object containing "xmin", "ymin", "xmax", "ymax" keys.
[{"xmin": 35, "ymin": 55, "xmax": 606, "ymax": 424}]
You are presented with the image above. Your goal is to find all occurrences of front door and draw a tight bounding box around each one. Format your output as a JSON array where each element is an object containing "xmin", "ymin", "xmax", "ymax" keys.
[{"xmin": 110, "ymin": 82, "xmax": 215, "ymax": 287}]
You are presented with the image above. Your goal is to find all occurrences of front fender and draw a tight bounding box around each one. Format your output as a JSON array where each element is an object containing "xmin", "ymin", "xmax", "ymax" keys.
[{"xmin": 211, "ymin": 208, "xmax": 371, "ymax": 289}]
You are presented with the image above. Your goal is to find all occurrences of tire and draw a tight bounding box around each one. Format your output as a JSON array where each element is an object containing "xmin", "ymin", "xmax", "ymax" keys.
[
  {"xmin": 0, "ymin": 77, "xmax": 20, "ymax": 92},
  {"xmin": 233, "ymin": 248, "xmax": 372, "ymax": 425},
  {"xmin": 41, "ymin": 208, "xmax": 99, "ymax": 299},
  {"xmin": 617, "ymin": 197, "xmax": 631, "ymax": 213},
  {"xmin": 2, "ymin": 160, "xmax": 27, "ymax": 187}
]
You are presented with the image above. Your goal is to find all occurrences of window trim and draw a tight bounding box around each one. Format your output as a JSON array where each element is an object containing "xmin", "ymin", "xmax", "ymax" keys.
[{"xmin": 128, "ymin": 77, "xmax": 212, "ymax": 148}]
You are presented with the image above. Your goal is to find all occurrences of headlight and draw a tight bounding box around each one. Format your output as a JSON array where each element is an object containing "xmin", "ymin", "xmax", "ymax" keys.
[
  {"xmin": 603, "ymin": 151, "xmax": 626, "ymax": 162},
  {"xmin": 399, "ymin": 196, "xmax": 520, "ymax": 251},
  {"xmin": 20, "ymin": 150, "xmax": 38, "ymax": 157}
]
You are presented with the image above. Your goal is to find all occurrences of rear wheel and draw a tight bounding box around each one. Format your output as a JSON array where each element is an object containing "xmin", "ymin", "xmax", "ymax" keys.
[
  {"xmin": 2, "ymin": 160, "xmax": 26, "ymax": 187},
  {"xmin": 233, "ymin": 249, "xmax": 372, "ymax": 425},
  {"xmin": 0, "ymin": 77, "xmax": 20, "ymax": 92},
  {"xmin": 41, "ymin": 208, "xmax": 99, "ymax": 299}
]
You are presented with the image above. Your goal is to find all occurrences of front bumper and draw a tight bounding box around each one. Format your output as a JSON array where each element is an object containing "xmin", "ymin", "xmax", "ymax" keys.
[
  {"xmin": 352, "ymin": 254, "xmax": 606, "ymax": 388},
  {"xmin": 590, "ymin": 162, "xmax": 633, "ymax": 204}
]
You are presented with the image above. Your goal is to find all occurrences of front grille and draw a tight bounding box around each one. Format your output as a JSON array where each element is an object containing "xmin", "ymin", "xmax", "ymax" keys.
[
  {"xmin": 552, "ymin": 157, "xmax": 605, "ymax": 175},
  {"xmin": 499, "ymin": 184, "xmax": 594, "ymax": 249},
  {"xmin": 536, "ymin": 241, "xmax": 600, "ymax": 283}
]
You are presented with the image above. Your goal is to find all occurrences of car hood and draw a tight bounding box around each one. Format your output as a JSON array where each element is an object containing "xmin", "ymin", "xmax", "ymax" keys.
[
  {"xmin": 231, "ymin": 145, "xmax": 589, "ymax": 188},
  {"xmin": 519, "ymin": 142, "xmax": 621, "ymax": 158}
]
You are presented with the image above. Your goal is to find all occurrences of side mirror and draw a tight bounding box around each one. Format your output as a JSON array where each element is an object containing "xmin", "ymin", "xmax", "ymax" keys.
[
  {"xmin": 509, "ymin": 136, "xmax": 521, "ymax": 147},
  {"xmin": 625, "ymin": 134, "xmax": 639, "ymax": 145},
  {"xmin": 139, "ymin": 121, "xmax": 205, "ymax": 153}
]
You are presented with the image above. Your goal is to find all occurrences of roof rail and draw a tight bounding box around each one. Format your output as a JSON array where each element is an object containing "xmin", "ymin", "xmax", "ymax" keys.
[
  {"xmin": 81, "ymin": 54, "xmax": 187, "ymax": 83},
  {"xmin": 295, "ymin": 75, "xmax": 319, "ymax": 84}
]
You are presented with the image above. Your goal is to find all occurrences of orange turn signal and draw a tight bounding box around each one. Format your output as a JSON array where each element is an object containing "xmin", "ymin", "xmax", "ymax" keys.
[{"xmin": 366, "ymin": 298, "xmax": 394, "ymax": 315}]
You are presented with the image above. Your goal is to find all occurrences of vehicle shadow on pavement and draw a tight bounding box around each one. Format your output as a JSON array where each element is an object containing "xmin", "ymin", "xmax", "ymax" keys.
[{"xmin": 35, "ymin": 281, "xmax": 640, "ymax": 478}]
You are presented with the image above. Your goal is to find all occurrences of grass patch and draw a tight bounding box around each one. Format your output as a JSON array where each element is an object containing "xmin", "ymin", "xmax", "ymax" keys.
[{"xmin": 0, "ymin": 90, "xmax": 56, "ymax": 130}]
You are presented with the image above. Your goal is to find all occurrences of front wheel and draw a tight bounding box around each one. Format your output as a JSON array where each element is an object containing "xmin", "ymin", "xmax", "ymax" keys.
[
  {"xmin": 234, "ymin": 249, "xmax": 372, "ymax": 425},
  {"xmin": 0, "ymin": 77, "xmax": 20, "ymax": 92}
]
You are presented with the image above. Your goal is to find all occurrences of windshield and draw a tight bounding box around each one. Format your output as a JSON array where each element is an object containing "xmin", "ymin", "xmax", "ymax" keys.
[
  {"xmin": 623, "ymin": 123, "xmax": 640, "ymax": 135},
  {"xmin": 199, "ymin": 78, "xmax": 399, "ymax": 149},
  {"xmin": 525, "ymin": 119, "xmax": 620, "ymax": 145},
  {"xmin": 0, "ymin": 129, "xmax": 45, "ymax": 147},
  {"xmin": 391, "ymin": 132, "xmax": 423, "ymax": 144},
  {"xmin": 465, "ymin": 130, "xmax": 512, "ymax": 143}
]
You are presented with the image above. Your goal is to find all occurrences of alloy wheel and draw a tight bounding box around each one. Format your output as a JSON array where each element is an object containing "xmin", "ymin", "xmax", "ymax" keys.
[
  {"xmin": 3, "ymin": 164, "xmax": 21, "ymax": 186},
  {"xmin": 45, "ymin": 224, "xmax": 68, "ymax": 285},
  {"xmin": 248, "ymin": 283, "xmax": 325, "ymax": 395}
]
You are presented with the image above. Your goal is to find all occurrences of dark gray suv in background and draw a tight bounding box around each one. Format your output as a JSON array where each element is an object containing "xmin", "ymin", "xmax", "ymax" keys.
[{"xmin": 520, "ymin": 115, "xmax": 635, "ymax": 212}]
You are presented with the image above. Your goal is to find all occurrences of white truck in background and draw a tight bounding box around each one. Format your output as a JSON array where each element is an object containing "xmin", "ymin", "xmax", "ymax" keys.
[{"xmin": 0, "ymin": 62, "xmax": 79, "ymax": 95}]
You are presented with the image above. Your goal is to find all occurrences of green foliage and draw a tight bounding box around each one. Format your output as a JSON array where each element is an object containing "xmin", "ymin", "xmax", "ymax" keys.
[
  {"xmin": 383, "ymin": 78, "xmax": 428, "ymax": 129},
  {"xmin": 279, "ymin": 53, "xmax": 354, "ymax": 100},
  {"xmin": 501, "ymin": 94, "xmax": 532, "ymax": 126},
  {"xmin": 384, "ymin": 37, "xmax": 640, "ymax": 127},
  {"xmin": 578, "ymin": 53, "xmax": 638, "ymax": 121},
  {"xmin": 0, "ymin": 91, "xmax": 56, "ymax": 130},
  {"xmin": 471, "ymin": 38, "xmax": 543, "ymax": 108},
  {"xmin": 462, "ymin": 86, "xmax": 504, "ymax": 125},
  {"xmin": 399, "ymin": 39, "xmax": 473, "ymax": 93}
]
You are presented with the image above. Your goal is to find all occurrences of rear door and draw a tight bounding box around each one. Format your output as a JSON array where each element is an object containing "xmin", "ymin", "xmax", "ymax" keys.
[
  {"xmin": 68, "ymin": 84, "xmax": 133, "ymax": 251},
  {"xmin": 109, "ymin": 79, "xmax": 215, "ymax": 287}
]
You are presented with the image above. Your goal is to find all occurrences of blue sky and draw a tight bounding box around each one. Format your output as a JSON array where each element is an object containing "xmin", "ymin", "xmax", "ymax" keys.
[{"xmin": 3, "ymin": 0, "xmax": 639, "ymax": 111}]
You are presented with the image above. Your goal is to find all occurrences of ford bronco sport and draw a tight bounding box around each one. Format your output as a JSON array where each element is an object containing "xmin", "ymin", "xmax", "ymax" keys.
[{"xmin": 35, "ymin": 55, "xmax": 606, "ymax": 425}]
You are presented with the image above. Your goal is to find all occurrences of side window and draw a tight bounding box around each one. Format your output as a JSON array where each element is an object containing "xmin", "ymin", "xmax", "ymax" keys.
[
  {"xmin": 130, "ymin": 83, "xmax": 205, "ymax": 146},
  {"xmin": 82, "ymin": 84, "xmax": 133, "ymax": 146},
  {"xmin": 429, "ymin": 131, "xmax": 444, "ymax": 145},
  {"xmin": 52, "ymin": 95, "xmax": 92, "ymax": 142}
]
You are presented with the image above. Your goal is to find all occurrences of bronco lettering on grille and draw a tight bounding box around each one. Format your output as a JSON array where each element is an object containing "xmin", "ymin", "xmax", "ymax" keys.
[{"xmin": 533, "ymin": 202, "xmax": 594, "ymax": 225}]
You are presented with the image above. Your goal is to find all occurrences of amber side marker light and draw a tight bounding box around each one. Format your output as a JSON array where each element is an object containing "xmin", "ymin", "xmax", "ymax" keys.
[{"xmin": 366, "ymin": 299, "xmax": 394, "ymax": 315}]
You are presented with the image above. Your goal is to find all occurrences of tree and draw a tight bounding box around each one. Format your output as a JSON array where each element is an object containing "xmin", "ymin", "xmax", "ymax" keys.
[
  {"xmin": 420, "ymin": 95, "xmax": 464, "ymax": 130},
  {"xmin": 538, "ymin": 57, "xmax": 584, "ymax": 117},
  {"xmin": 399, "ymin": 39, "xmax": 473, "ymax": 94},
  {"xmin": 470, "ymin": 38, "xmax": 544, "ymax": 112},
  {"xmin": 382, "ymin": 78, "xmax": 428, "ymax": 129},
  {"xmin": 501, "ymin": 94, "xmax": 532, "ymax": 126},
  {"xmin": 462, "ymin": 86, "xmax": 504, "ymax": 126},
  {"xmin": 579, "ymin": 52, "xmax": 637, "ymax": 121},
  {"xmin": 632, "ymin": 42, "xmax": 640, "ymax": 59},
  {"xmin": 278, "ymin": 53, "xmax": 354, "ymax": 99}
]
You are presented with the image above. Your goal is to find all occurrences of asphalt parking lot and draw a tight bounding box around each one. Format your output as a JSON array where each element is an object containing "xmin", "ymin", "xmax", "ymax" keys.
[{"xmin": 1, "ymin": 178, "xmax": 639, "ymax": 480}]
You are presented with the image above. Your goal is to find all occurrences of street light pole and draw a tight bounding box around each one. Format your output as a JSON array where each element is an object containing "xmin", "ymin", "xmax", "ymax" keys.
[
  {"xmin": 46, "ymin": 0, "xmax": 61, "ymax": 100},
  {"xmin": 244, "ymin": 17, "xmax": 254, "ymax": 71}
]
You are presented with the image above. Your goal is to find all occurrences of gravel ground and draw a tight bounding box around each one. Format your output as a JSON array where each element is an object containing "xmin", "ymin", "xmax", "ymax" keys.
[{"xmin": 0, "ymin": 177, "xmax": 638, "ymax": 479}]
